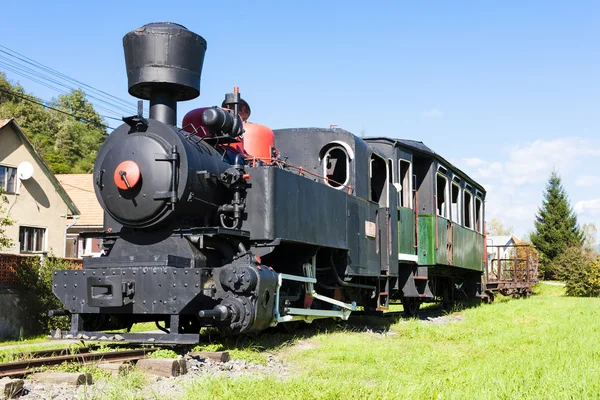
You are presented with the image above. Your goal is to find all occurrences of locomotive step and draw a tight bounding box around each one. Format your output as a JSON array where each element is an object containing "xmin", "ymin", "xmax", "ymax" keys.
[{"xmin": 413, "ymin": 276, "xmax": 429, "ymax": 281}]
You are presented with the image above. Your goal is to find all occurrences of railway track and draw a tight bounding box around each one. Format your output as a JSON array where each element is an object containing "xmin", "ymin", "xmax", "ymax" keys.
[{"xmin": 0, "ymin": 347, "xmax": 157, "ymax": 378}]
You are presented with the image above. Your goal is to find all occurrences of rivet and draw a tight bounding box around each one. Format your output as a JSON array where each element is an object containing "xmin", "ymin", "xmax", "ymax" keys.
[
  {"xmin": 143, "ymin": 300, "xmax": 146, "ymax": 304},
  {"xmin": 74, "ymin": 284, "xmax": 77, "ymax": 288},
  {"xmin": 184, "ymin": 284, "xmax": 188, "ymax": 288}
]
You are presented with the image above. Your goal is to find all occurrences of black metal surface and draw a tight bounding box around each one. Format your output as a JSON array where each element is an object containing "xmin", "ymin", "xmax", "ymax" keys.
[
  {"xmin": 123, "ymin": 22, "xmax": 206, "ymax": 101},
  {"xmin": 94, "ymin": 119, "xmax": 229, "ymax": 229},
  {"xmin": 53, "ymin": 266, "xmax": 205, "ymax": 314}
]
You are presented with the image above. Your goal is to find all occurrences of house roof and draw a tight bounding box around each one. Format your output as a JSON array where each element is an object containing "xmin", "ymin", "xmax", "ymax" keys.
[
  {"xmin": 0, "ymin": 118, "xmax": 80, "ymax": 216},
  {"xmin": 56, "ymin": 174, "xmax": 103, "ymax": 227},
  {"xmin": 487, "ymin": 235, "xmax": 522, "ymax": 247}
]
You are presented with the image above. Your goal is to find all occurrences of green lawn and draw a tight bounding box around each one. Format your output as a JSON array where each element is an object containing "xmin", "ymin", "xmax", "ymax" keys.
[{"xmin": 183, "ymin": 283, "xmax": 600, "ymax": 399}]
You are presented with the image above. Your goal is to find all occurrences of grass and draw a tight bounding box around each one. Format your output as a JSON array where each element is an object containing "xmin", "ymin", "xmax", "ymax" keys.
[
  {"xmin": 0, "ymin": 334, "xmax": 48, "ymax": 346},
  {"xmin": 183, "ymin": 283, "xmax": 600, "ymax": 399},
  {"xmin": 0, "ymin": 342, "xmax": 87, "ymax": 363}
]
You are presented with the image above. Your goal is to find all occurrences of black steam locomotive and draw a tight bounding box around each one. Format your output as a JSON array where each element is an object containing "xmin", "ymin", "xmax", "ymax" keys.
[{"xmin": 51, "ymin": 23, "xmax": 487, "ymax": 344}]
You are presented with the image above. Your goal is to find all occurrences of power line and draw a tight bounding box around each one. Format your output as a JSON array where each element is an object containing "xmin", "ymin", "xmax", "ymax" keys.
[
  {"xmin": 0, "ymin": 45, "xmax": 146, "ymax": 115},
  {"xmin": 0, "ymin": 44, "xmax": 186, "ymax": 127},
  {"xmin": 0, "ymin": 87, "xmax": 117, "ymax": 130},
  {"xmin": 0, "ymin": 55, "xmax": 136, "ymax": 118}
]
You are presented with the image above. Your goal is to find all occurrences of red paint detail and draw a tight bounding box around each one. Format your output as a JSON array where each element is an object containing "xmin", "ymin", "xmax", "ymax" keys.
[
  {"xmin": 304, "ymin": 293, "xmax": 314, "ymax": 309},
  {"xmin": 114, "ymin": 160, "xmax": 141, "ymax": 191},
  {"xmin": 234, "ymin": 86, "xmax": 239, "ymax": 93},
  {"xmin": 182, "ymin": 107, "xmax": 212, "ymax": 138},
  {"xmin": 268, "ymin": 266, "xmax": 273, "ymax": 271},
  {"xmin": 242, "ymin": 122, "xmax": 275, "ymax": 162},
  {"xmin": 254, "ymin": 255, "xmax": 261, "ymax": 264},
  {"xmin": 107, "ymin": 228, "xmax": 113, "ymax": 233},
  {"xmin": 242, "ymin": 174, "xmax": 251, "ymax": 180},
  {"xmin": 256, "ymin": 265, "xmax": 262, "ymax": 271}
]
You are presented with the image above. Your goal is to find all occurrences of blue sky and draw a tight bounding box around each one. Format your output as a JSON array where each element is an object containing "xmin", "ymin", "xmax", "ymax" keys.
[{"xmin": 1, "ymin": 1, "xmax": 598, "ymax": 239}]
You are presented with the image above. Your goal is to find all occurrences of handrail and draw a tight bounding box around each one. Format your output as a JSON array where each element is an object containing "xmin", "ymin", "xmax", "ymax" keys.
[
  {"xmin": 434, "ymin": 195, "xmax": 439, "ymax": 250},
  {"xmin": 247, "ymin": 156, "xmax": 355, "ymax": 194},
  {"xmin": 413, "ymin": 189, "xmax": 419, "ymax": 249}
]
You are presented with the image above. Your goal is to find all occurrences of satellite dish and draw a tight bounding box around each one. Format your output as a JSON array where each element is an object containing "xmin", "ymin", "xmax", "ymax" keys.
[{"xmin": 17, "ymin": 161, "xmax": 34, "ymax": 181}]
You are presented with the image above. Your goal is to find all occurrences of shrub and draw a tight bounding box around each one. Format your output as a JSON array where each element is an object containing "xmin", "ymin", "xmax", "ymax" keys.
[
  {"xmin": 16, "ymin": 256, "xmax": 80, "ymax": 334},
  {"xmin": 553, "ymin": 246, "xmax": 600, "ymax": 297},
  {"xmin": 552, "ymin": 246, "xmax": 595, "ymax": 282}
]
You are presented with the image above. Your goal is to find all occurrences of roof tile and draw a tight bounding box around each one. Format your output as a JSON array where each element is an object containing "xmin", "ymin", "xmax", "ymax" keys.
[{"xmin": 56, "ymin": 174, "xmax": 103, "ymax": 227}]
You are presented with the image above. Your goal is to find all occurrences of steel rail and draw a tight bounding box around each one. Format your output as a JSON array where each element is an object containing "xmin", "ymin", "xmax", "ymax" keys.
[
  {"xmin": 10, "ymin": 347, "xmax": 91, "ymax": 360},
  {"xmin": 0, "ymin": 348, "xmax": 156, "ymax": 378}
]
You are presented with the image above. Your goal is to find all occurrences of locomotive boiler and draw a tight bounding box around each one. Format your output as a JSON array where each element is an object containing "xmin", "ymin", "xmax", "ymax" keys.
[{"xmin": 51, "ymin": 22, "xmax": 488, "ymax": 344}]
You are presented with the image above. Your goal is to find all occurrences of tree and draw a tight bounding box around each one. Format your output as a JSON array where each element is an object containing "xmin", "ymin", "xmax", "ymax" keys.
[
  {"xmin": 0, "ymin": 73, "xmax": 106, "ymax": 174},
  {"xmin": 530, "ymin": 171, "xmax": 583, "ymax": 279},
  {"xmin": 582, "ymin": 223, "xmax": 598, "ymax": 256},
  {"xmin": 487, "ymin": 218, "xmax": 513, "ymax": 236}
]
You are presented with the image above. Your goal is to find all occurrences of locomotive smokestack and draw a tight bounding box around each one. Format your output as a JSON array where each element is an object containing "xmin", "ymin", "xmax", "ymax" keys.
[{"xmin": 123, "ymin": 22, "xmax": 207, "ymax": 126}]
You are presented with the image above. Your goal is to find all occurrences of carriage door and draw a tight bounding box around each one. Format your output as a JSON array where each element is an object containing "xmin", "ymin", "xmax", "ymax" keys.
[{"xmin": 370, "ymin": 154, "xmax": 390, "ymax": 309}]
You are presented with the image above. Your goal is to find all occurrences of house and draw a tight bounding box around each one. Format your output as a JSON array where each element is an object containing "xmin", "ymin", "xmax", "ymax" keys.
[
  {"xmin": 486, "ymin": 235, "xmax": 522, "ymax": 260},
  {"xmin": 0, "ymin": 119, "xmax": 79, "ymax": 257},
  {"xmin": 56, "ymin": 174, "xmax": 104, "ymax": 258}
]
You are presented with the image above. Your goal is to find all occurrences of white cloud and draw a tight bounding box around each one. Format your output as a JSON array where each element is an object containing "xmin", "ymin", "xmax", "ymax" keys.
[
  {"xmin": 463, "ymin": 157, "xmax": 485, "ymax": 167},
  {"xmin": 575, "ymin": 199, "xmax": 600, "ymax": 217},
  {"xmin": 575, "ymin": 176, "xmax": 600, "ymax": 187},
  {"xmin": 421, "ymin": 108, "xmax": 443, "ymax": 118},
  {"xmin": 462, "ymin": 137, "xmax": 600, "ymax": 187},
  {"xmin": 456, "ymin": 137, "xmax": 600, "ymax": 237}
]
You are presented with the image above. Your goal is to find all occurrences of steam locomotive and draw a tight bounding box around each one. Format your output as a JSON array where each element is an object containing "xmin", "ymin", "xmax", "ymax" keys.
[{"xmin": 51, "ymin": 23, "xmax": 487, "ymax": 344}]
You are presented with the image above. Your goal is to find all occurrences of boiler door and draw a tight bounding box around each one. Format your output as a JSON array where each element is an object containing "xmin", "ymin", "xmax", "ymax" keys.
[{"xmin": 99, "ymin": 133, "xmax": 174, "ymax": 227}]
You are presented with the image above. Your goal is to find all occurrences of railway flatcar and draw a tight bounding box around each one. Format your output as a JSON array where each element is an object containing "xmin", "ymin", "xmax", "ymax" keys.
[{"xmin": 50, "ymin": 22, "xmax": 487, "ymax": 344}]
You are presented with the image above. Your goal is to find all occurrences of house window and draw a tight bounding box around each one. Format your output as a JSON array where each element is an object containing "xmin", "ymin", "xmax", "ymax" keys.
[
  {"xmin": 0, "ymin": 166, "xmax": 17, "ymax": 194},
  {"xmin": 475, "ymin": 196, "xmax": 483, "ymax": 233},
  {"xmin": 323, "ymin": 146, "xmax": 349, "ymax": 188},
  {"xmin": 464, "ymin": 190, "xmax": 473, "ymax": 229},
  {"xmin": 399, "ymin": 160, "xmax": 412, "ymax": 208},
  {"xmin": 19, "ymin": 226, "xmax": 46, "ymax": 253},
  {"xmin": 436, "ymin": 173, "xmax": 449, "ymax": 218}
]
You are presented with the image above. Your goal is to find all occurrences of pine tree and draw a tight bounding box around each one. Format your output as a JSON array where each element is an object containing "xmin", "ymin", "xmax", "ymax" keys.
[{"xmin": 531, "ymin": 171, "xmax": 583, "ymax": 278}]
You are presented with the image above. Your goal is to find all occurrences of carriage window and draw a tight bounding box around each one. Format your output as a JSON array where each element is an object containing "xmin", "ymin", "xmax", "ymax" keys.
[
  {"xmin": 436, "ymin": 174, "xmax": 449, "ymax": 218},
  {"xmin": 370, "ymin": 154, "xmax": 387, "ymax": 204},
  {"xmin": 323, "ymin": 146, "xmax": 349, "ymax": 188},
  {"xmin": 475, "ymin": 197, "xmax": 483, "ymax": 232},
  {"xmin": 451, "ymin": 182, "xmax": 461, "ymax": 224},
  {"xmin": 399, "ymin": 160, "xmax": 411, "ymax": 208},
  {"xmin": 464, "ymin": 191, "xmax": 473, "ymax": 229}
]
